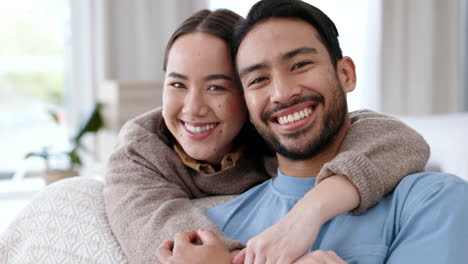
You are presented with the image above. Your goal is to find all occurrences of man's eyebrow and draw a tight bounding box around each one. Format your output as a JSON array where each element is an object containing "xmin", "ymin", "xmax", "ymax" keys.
[
  {"xmin": 203, "ymin": 74, "xmax": 233, "ymax": 81},
  {"xmin": 167, "ymin": 72, "xmax": 188, "ymax": 80},
  {"xmin": 282, "ymin": 47, "xmax": 318, "ymax": 60},
  {"xmin": 238, "ymin": 63, "xmax": 267, "ymax": 79},
  {"xmin": 238, "ymin": 47, "xmax": 317, "ymax": 79}
]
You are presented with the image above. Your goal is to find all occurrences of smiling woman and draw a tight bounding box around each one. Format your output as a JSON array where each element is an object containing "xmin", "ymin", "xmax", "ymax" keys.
[{"xmin": 162, "ymin": 32, "xmax": 246, "ymax": 164}]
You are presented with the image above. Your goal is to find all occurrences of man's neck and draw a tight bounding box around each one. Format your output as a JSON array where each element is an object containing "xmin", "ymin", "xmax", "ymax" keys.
[{"xmin": 278, "ymin": 117, "xmax": 351, "ymax": 178}]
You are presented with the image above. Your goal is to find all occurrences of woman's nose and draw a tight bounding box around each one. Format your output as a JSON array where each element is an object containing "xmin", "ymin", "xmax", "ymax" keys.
[{"xmin": 182, "ymin": 90, "xmax": 209, "ymax": 117}]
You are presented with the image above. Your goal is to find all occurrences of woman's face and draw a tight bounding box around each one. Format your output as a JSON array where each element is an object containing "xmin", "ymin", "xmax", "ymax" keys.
[{"xmin": 162, "ymin": 32, "xmax": 246, "ymax": 164}]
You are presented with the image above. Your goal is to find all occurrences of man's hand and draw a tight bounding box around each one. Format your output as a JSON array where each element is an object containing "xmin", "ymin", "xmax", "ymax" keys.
[
  {"xmin": 157, "ymin": 229, "xmax": 232, "ymax": 264},
  {"xmin": 232, "ymin": 211, "xmax": 321, "ymax": 264},
  {"xmin": 293, "ymin": 250, "xmax": 347, "ymax": 264}
]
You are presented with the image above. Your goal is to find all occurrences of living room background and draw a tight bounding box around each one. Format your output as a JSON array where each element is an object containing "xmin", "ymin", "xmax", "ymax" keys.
[{"xmin": 1, "ymin": 0, "xmax": 467, "ymax": 234}]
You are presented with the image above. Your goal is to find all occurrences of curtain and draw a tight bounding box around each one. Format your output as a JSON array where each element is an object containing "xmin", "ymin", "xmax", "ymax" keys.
[
  {"xmin": 380, "ymin": 0, "xmax": 466, "ymax": 115},
  {"xmin": 101, "ymin": 0, "xmax": 208, "ymax": 82}
]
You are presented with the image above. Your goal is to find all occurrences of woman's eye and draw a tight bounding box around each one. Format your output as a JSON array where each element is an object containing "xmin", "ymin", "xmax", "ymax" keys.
[
  {"xmin": 248, "ymin": 76, "xmax": 268, "ymax": 86},
  {"xmin": 207, "ymin": 85, "xmax": 226, "ymax": 92},
  {"xmin": 291, "ymin": 61, "xmax": 312, "ymax": 71},
  {"xmin": 170, "ymin": 82, "xmax": 186, "ymax": 89}
]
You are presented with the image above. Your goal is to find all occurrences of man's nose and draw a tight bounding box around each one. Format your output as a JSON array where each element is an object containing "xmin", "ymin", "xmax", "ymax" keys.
[{"xmin": 269, "ymin": 74, "xmax": 301, "ymax": 104}]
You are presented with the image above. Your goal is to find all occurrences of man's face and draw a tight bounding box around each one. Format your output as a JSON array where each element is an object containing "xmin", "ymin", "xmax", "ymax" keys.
[{"xmin": 236, "ymin": 18, "xmax": 356, "ymax": 160}]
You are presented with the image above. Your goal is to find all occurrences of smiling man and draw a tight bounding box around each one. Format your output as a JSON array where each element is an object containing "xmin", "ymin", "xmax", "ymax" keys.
[
  {"xmin": 236, "ymin": 18, "xmax": 353, "ymax": 169},
  {"xmin": 157, "ymin": 1, "xmax": 468, "ymax": 263}
]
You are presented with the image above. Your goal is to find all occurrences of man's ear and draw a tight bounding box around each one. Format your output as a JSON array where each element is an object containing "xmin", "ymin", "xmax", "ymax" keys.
[{"xmin": 337, "ymin": 56, "xmax": 356, "ymax": 93}]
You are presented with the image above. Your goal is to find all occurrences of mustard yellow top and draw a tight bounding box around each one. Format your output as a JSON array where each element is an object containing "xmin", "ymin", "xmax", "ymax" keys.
[{"xmin": 173, "ymin": 143, "xmax": 241, "ymax": 174}]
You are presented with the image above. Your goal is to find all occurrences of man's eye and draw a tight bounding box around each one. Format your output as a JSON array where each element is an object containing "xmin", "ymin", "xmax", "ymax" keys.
[
  {"xmin": 170, "ymin": 82, "xmax": 186, "ymax": 89},
  {"xmin": 248, "ymin": 76, "xmax": 268, "ymax": 86},
  {"xmin": 291, "ymin": 61, "xmax": 312, "ymax": 71},
  {"xmin": 207, "ymin": 85, "xmax": 226, "ymax": 92}
]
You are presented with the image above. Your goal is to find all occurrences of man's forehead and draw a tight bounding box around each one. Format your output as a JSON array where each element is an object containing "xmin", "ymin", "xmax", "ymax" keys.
[{"xmin": 236, "ymin": 18, "xmax": 325, "ymax": 68}]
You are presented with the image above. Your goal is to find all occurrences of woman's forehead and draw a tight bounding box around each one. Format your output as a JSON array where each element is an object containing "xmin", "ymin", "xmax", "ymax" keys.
[{"xmin": 166, "ymin": 32, "xmax": 235, "ymax": 78}]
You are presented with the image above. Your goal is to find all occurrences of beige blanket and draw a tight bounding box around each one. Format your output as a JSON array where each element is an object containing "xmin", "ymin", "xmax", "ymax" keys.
[{"xmin": 0, "ymin": 178, "xmax": 233, "ymax": 264}]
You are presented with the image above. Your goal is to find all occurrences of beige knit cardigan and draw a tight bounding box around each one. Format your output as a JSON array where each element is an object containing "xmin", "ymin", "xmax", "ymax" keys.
[{"xmin": 103, "ymin": 108, "xmax": 430, "ymax": 264}]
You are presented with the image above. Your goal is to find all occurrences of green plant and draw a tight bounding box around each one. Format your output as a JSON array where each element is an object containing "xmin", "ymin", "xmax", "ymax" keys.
[{"xmin": 25, "ymin": 103, "xmax": 104, "ymax": 171}]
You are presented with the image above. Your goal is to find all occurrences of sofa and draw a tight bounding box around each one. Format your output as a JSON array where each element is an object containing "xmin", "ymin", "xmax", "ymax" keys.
[
  {"xmin": 0, "ymin": 177, "xmax": 233, "ymax": 264},
  {"xmin": 398, "ymin": 112, "xmax": 468, "ymax": 181}
]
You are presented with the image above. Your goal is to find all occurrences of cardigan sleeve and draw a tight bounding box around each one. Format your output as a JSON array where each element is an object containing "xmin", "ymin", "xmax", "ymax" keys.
[
  {"xmin": 316, "ymin": 110, "xmax": 430, "ymax": 214},
  {"xmin": 103, "ymin": 122, "xmax": 243, "ymax": 264}
]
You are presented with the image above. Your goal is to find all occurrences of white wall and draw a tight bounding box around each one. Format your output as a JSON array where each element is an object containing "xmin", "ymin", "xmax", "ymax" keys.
[
  {"xmin": 464, "ymin": 0, "xmax": 468, "ymax": 111},
  {"xmin": 306, "ymin": 0, "xmax": 382, "ymax": 112}
]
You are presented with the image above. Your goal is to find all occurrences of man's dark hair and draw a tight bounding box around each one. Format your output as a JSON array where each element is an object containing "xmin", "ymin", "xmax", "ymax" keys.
[{"xmin": 232, "ymin": 0, "xmax": 343, "ymax": 69}]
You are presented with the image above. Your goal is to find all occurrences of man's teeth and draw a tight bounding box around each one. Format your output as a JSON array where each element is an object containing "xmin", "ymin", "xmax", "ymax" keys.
[
  {"xmin": 277, "ymin": 107, "xmax": 313, "ymax": 125},
  {"xmin": 185, "ymin": 124, "xmax": 216, "ymax": 134}
]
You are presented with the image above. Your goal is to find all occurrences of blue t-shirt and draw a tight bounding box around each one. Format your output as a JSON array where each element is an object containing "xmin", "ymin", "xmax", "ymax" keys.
[{"xmin": 206, "ymin": 171, "xmax": 468, "ymax": 263}]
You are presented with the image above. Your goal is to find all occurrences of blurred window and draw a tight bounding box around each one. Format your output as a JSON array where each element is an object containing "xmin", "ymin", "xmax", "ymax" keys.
[{"xmin": 0, "ymin": 0, "xmax": 70, "ymax": 178}]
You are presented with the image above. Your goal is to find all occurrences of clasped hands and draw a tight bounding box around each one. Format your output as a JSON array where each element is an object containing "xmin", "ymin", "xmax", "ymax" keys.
[{"xmin": 157, "ymin": 227, "xmax": 347, "ymax": 264}]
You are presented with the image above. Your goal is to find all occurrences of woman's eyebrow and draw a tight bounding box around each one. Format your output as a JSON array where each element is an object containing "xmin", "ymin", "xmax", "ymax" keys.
[
  {"xmin": 167, "ymin": 72, "xmax": 188, "ymax": 79},
  {"xmin": 203, "ymin": 74, "xmax": 233, "ymax": 81}
]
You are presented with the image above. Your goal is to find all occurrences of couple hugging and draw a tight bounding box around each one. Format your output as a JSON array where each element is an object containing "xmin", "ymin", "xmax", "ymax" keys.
[{"xmin": 104, "ymin": 0, "xmax": 468, "ymax": 263}]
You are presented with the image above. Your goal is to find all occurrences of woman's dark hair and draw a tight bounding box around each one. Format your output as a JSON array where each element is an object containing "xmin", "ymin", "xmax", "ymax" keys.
[
  {"xmin": 162, "ymin": 9, "xmax": 242, "ymax": 71},
  {"xmin": 233, "ymin": 0, "xmax": 343, "ymax": 69}
]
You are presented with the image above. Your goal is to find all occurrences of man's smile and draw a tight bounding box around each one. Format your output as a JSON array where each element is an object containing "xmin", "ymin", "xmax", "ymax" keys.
[{"xmin": 266, "ymin": 101, "xmax": 320, "ymax": 132}]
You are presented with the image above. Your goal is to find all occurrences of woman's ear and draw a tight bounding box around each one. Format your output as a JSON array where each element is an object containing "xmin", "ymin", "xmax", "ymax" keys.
[{"xmin": 337, "ymin": 56, "xmax": 356, "ymax": 93}]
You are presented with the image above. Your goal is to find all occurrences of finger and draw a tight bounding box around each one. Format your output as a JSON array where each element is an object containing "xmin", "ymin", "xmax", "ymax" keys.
[
  {"xmin": 253, "ymin": 255, "xmax": 266, "ymax": 264},
  {"xmin": 157, "ymin": 240, "xmax": 174, "ymax": 263},
  {"xmin": 174, "ymin": 231, "xmax": 198, "ymax": 245},
  {"xmin": 325, "ymin": 251, "xmax": 346, "ymax": 263},
  {"xmin": 312, "ymin": 250, "xmax": 337, "ymax": 263},
  {"xmin": 295, "ymin": 259, "xmax": 319, "ymax": 264},
  {"xmin": 314, "ymin": 250, "xmax": 333, "ymax": 261},
  {"xmin": 197, "ymin": 229, "xmax": 222, "ymax": 245},
  {"xmin": 277, "ymin": 255, "xmax": 295, "ymax": 264},
  {"xmin": 173, "ymin": 231, "xmax": 198, "ymax": 253},
  {"xmin": 232, "ymin": 248, "xmax": 246, "ymax": 264},
  {"xmin": 293, "ymin": 255, "xmax": 319, "ymax": 264},
  {"xmin": 244, "ymin": 248, "xmax": 255, "ymax": 264},
  {"xmin": 294, "ymin": 250, "xmax": 329, "ymax": 264}
]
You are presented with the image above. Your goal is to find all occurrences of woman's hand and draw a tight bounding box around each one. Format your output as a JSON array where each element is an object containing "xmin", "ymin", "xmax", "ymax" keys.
[
  {"xmin": 157, "ymin": 229, "xmax": 232, "ymax": 264},
  {"xmin": 232, "ymin": 174, "xmax": 359, "ymax": 264},
  {"xmin": 293, "ymin": 250, "xmax": 347, "ymax": 264}
]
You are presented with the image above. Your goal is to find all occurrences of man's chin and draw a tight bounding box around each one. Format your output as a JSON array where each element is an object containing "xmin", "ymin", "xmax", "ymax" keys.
[{"xmin": 266, "ymin": 136, "xmax": 320, "ymax": 160}]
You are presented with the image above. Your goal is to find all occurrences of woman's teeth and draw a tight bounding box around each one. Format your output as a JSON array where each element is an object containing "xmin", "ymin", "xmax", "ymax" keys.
[
  {"xmin": 185, "ymin": 123, "xmax": 216, "ymax": 134},
  {"xmin": 277, "ymin": 107, "xmax": 313, "ymax": 125}
]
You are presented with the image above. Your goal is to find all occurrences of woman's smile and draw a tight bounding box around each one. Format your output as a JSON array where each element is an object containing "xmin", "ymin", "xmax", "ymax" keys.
[{"xmin": 181, "ymin": 120, "xmax": 219, "ymax": 140}]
